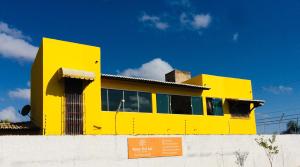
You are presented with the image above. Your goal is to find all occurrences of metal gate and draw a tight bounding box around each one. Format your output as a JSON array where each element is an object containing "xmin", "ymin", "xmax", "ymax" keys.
[{"xmin": 64, "ymin": 79, "xmax": 83, "ymax": 135}]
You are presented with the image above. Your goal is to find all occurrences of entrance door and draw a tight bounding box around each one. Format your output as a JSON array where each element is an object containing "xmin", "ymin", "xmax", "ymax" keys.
[{"xmin": 65, "ymin": 78, "xmax": 83, "ymax": 135}]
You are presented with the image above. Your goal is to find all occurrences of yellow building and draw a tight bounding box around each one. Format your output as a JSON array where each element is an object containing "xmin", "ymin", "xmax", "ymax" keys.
[{"xmin": 31, "ymin": 38, "xmax": 264, "ymax": 135}]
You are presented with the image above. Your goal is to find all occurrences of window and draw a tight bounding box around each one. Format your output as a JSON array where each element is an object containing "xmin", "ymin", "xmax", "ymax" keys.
[
  {"xmin": 157, "ymin": 94, "xmax": 170, "ymax": 114},
  {"xmin": 206, "ymin": 98, "xmax": 223, "ymax": 116},
  {"xmin": 171, "ymin": 95, "xmax": 192, "ymax": 114},
  {"xmin": 101, "ymin": 89, "xmax": 108, "ymax": 111},
  {"xmin": 156, "ymin": 93, "xmax": 203, "ymax": 115},
  {"xmin": 228, "ymin": 101, "xmax": 250, "ymax": 117},
  {"xmin": 124, "ymin": 91, "xmax": 138, "ymax": 112},
  {"xmin": 192, "ymin": 97, "xmax": 203, "ymax": 115},
  {"xmin": 108, "ymin": 89, "xmax": 124, "ymax": 111},
  {"xmin": 101, "ymin": 88, "xmax": 152, "ymax": 113},
  {"xmin": 138, "ymin": 92, "xmax": 152, "ymax": 113}
]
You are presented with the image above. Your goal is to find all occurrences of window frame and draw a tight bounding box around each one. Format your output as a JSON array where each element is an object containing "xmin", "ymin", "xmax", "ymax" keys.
[
  {"xmin": 206, "ymin": 97, "xmax": 224, "ymax": 116},
  {"xmin": 101, "ymin": 88, "xmax": 153, "ymax": 113},
  {"xmin": 191, "ymin": 96, "xmax": 203, "ymax": 115},
  {"xmin": 156, "ymin": 93, "xmax": 171, "ymax": 114},
  {"xmin": 156, "ymin": 93, "xmax": 203, "ymax": 116}
]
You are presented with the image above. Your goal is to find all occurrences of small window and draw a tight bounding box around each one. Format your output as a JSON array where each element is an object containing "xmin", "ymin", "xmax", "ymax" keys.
[
  {"xmin": 157, "ymin": 94, "xmax": 170, "ymax": 114},
  {"xmin": 170, "ymin": 95, "xmax": 192, "ymax": 115},
  {"xmin": 206, "ymin": 98, "xmax": 223, "ymax": 116},
  {"xmin": 101, "ymin": 89, "xmax": 108, "ymax": 111},
  {"xmin": 108, "ymin": 89, "xmax": 124, "ymax": 111},
  {"xmin": 192, "ymin": 97, "xmax": 203, "ymax": 115},
  {"xmin": 229, "ymin": 101, "xmax": 250, "ymax": 117},
  {"xmin": 138, "ymin": 92, "xmax": 152, "ymax": 113},
  {"xmin": 124, "ymin": 90, "xmax": 138, "ymax": 112}
]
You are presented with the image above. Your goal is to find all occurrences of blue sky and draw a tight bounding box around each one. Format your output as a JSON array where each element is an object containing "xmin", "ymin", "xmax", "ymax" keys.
[{"xmin": 0, "ymin": 0, "xmax": 300, "ymax": 133}]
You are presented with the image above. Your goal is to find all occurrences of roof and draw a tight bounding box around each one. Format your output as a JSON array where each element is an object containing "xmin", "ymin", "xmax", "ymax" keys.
[
  {"xmin": 0, "ymin": 122, "xmax": 31, "ymax": 130},
  {"xmin": 101, "ymin": 74, "xmax": 210, "ymax": 90},
  {"xmin": 226, "ymin": 98, "xmax": 265, "ymax": 107},
  {"xmin": 0, "ymin": 122, "xmax": 40, "ymax": 135}
]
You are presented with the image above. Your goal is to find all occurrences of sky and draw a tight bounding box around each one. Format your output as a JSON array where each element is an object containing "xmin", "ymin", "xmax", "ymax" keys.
[{"xmin": 0, "ymin": 0, "xmax": 300, "ymax": 133}]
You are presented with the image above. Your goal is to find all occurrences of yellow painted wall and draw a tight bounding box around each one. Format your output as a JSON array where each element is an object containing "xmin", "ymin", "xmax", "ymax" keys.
[
  {"xmin": 185, "ymin": 74, "xmax": 256, "ymax": 134},
  {"xmin": 31, "ymin": 38, "xmax": 257, "ymax": 135},
  {"xmin": 98, "ymin": 76, "xmax": 256, "ymax": 135},
  {"xmin": 31, "ymin": 38, "xmax": 101, "ymax": 135}
]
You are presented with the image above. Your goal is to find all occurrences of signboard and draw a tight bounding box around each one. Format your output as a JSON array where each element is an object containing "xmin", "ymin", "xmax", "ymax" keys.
[{"xmin": 128, "ymin": 137, "xmax": 182, "ymax": 159}]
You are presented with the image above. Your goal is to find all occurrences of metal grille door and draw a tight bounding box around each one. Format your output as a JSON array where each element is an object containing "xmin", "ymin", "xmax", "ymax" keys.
[{"xmin": 65, "ymin": 79, "xmax": 83, "ymax": 135}]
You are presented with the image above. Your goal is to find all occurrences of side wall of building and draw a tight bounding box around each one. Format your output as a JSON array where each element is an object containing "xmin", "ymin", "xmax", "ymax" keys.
[
  {"xmin": 41, "ymin": 38, "xmax": 101, "ymax": 135},
  {"xmin": 98, "ymin": 79, "xmax": 205, "ymax": 135},
  {"xmin": 185, "ymin": 74, "xmax": 256, "ymax": 134},
  {"xmin": 98, "ymin": 75, "xmax": 256, "ymax": 135},
  {"xmin": 31, "ymin": 44, "xmax": 43, "ymax": 130}
]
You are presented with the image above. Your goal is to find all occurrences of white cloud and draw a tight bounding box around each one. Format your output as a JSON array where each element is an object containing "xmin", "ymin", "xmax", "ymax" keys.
[
  {"xmin": 0, "ymin": 22, "xmax": 30, "ymax": 40},
  {"xmin": 139, "ymin": 2, "xmax": 212, "ymax": 34},
  {"xmin": 8, "ymin": 88, "xmax": 30, "ymax": 100},
  {"xmin": 233, "ymin": 32, "xmax": 239, "ymax": 41},
  {"xmin": 191, "ymin": 14, "xmax": 211, "ymax": 29},
  {"xmin": 179, "ymin": 13, "xmax": 212, "ymax": 31},
  {"xmin": 0, "ymin": 21, "xmax": 38, "ymax": 61},
  {"xmin": 0, "ymin": 33, "xmax": 38, "ymax": 61},
  {"xmin": 0, "ymin": 106, "xmax": 23, "ymax": 122},
  {"xmin": 120, "ymin": 58, "xmax": 174, "ymax": 81},
  {"xmin": 262, "ymin": 85, "xmax": 293, "ymax": 95},
  {"xmin": 139, "ymin": 13, "xmax": 169, "ymax": 30}
]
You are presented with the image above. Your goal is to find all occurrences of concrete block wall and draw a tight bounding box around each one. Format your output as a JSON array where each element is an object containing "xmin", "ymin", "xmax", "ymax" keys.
[{"xmin": 0, "ymin": 135, "xmax": 299, "ymax": 167}]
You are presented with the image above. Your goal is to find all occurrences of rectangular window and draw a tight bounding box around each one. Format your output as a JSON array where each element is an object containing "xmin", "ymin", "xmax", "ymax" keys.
[
  {"xmin": 170, "ymin": 95, "xmax": 192, "ymax": 115},
  {"xmin": 192, "ymin": 97, "xmax": 203, "ymax": 115},
  {"xmin": 206, "ymin": 98, "xmax": 223, "ymax": 116},
  {"xmin": 157, "ymin": 94, "xmax": 203, "ymax": 115},
  {"xmin": 157, "ymin": 94, "xmax": 170, "ymax": 114},
  {"xmin": 101, "ymin": 89, "xmax": 153, "ymax": 113},
  {"xmin": 228, "ymin": 101, "xmax": 250, "ymax": 117},
  {"xmin": 108, "ymin": 89, "xmax": 124, "ymax": 111},
  {"xmin": 124, "ymin": 90, "xmax": 138, "ymax": 112},
  {"xmin": 101, "ymin": 89, "xmax": 108, "ymax": 111},
  {"xmin": 138, "ymin": 92, "xmax": 152, "ymax": 113}
]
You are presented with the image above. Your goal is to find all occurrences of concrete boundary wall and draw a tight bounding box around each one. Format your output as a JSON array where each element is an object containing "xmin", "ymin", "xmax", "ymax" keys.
[{"xmin": 0, "ymin": 135, "xmax": 299, "ymax": 167}]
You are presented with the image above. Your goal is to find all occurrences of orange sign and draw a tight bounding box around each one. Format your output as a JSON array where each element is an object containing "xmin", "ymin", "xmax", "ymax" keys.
[{"xmin": 128, "ymin": 137, "xmax": 182, "ymax": 159}]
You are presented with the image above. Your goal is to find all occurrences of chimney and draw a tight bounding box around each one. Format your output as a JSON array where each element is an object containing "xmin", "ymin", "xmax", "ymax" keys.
[{"xmin": 165, "ymin": 70, "xmax": 191, "ymax": 83}]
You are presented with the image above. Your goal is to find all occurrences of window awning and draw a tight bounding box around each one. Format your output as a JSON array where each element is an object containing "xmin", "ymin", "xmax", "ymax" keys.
[
  {"xmin": 59, "ymin": 68, "xmax": 95, "ymax": 81},
  {"xmin": 226, "ymin": 98, "xmax": 265, "ymax": 108}
]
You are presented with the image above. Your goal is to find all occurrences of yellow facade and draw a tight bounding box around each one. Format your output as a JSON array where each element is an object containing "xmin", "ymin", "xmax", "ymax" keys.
[
  {"xmin": 31, "ymin": 38, "xmax": 261, "ymax": 135},
  {"xmin": 31, "ymin": 38, "xmax": 101, "ymax": 135}
]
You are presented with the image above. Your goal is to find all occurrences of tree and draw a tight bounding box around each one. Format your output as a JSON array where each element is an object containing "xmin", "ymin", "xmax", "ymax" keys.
[
  {"xmin": 255, "ymin": 135, "xmax": 279, "ymax": 167},
  {"xmin": 282, "ymin": 120, "xmax": 300, "ymax": 134},
  {"xmin": 234, "ymin": 150, "xmax": 249, "ymax": 167}
]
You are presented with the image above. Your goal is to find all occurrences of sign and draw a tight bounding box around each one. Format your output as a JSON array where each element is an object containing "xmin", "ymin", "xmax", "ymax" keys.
[{"xmin": 128, "ymin": 137, "xmax": 182, "ymax": 159}]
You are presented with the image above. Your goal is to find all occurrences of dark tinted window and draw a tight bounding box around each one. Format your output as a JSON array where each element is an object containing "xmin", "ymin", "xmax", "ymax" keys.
[
  {"xmin": 170, "ymin": 95, "xmax": 192, "ymax": 114},
  {"xmin": 101, "ymin": 89, "xmax": 108, "ymax": 111},
  {"xmin": 192, "ymin": 97, "xmax": 203, "ymax": 115},
  {"xmin": 124, "ymin": 91, "xmax": 138, "ymax": 112},
  {"xmin": 138, "ymin": 92, "xmax": 152, "ymax": 113},
  {"xmin": 108, "ymin": 89, "xmax": 123, "ymax": 111},
  {"xmin": 157, "ymin": 94, "xmax": 169, "ymax": 114},
  {"xmin": 207, "ymin": 98, "xmax": 223, "ymax": 116},
  {"xmin": 229, "ymin": 101, "xmax": 250, "ymax": 117}
]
